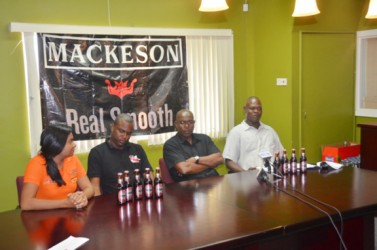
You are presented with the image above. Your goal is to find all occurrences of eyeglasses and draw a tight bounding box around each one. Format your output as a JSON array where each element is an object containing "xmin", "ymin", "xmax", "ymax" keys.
[{"xmin": 177, "ymin": 120, "xmax": 195, "ymax": 126}]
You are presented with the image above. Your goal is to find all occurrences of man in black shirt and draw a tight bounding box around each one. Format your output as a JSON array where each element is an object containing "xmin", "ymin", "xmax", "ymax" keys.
[
  {"xmin": 163, "ymin": 109, "xmax": 224, "ymax": 182},
  {"xmin": 87, "ymin": 114, "xmax": 151, "ymax": 195}
]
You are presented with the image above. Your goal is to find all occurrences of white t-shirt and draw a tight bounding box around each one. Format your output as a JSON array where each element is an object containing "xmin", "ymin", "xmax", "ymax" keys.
[{"xmin": 223, "ymin": 120, "xmax": 284, "ymax": 170}]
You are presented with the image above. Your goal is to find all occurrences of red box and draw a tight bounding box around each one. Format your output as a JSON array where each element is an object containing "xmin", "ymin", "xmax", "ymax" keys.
[{"xmin": 322, "ymin": 142, "xmax": 360, "ymax": 163}]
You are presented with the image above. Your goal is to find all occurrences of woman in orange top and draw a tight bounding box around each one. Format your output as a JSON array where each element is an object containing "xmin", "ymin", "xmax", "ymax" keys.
[{"xmin": 21, "ymin": 125, "xmax": 94, "ymax": 210}]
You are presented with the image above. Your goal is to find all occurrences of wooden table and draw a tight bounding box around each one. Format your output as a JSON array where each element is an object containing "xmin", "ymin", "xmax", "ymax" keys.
[{"xmin": 1, "ymin": 168, "xmax": 376, "ymax": 249}]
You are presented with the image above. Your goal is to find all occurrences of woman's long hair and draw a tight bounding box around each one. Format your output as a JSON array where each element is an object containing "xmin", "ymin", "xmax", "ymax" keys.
[{"xmin": 39, "ymin": 124, "xmax": 72, "ymax": 187}]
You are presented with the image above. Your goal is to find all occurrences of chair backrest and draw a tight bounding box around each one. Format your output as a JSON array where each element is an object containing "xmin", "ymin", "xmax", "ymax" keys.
[
  {"xmin": 16, "ymin": 176, "xmax": 24, "ymax": 208},
  {"xmin": 159, "ymin": 158, "xmax": 174, "ymax": 184}
]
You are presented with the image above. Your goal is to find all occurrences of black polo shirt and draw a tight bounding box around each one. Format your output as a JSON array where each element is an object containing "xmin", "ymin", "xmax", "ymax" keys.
[
  {"xmin": 88, "ymin": 140, "xmax": 151, "ymax": 195},
  {"xmin": 163, "ymin": 133, "xmax": 220, "ymax": 182}
]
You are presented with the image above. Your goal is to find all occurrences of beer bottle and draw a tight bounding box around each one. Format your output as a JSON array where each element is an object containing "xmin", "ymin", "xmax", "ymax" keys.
[
  {"xmin": 154, "ymin": 167, "xmax": 164, "ymax": 199},
  {"xmin": 144, "ymin": 168, "xmax": 153, "ymax": 199},
  {"xmin": 290, "ymin": 148, "xmax": 297, "ymax": 174},
  {"xmin": 133, "ymin": 169, "xmax": 143, "ymax": 200},
  {"xmin": 273, "ymin": 152, "xmax": 280, "ymax": 175},
  {"xmin": 123, "ymin": 170, "xmax": 133, "ymax": 202},
  {"xmin": 117, "ymin": 172, "xmax": 125, "ymax": 205},
  {"xmin": 300, "ymin": 148, "xmax": 307, "ymax": 173},
  {"xmin": 278, "ymin": 152, "xmax": 283, "ymax": 174},
  {"xmin": 282, "ymin": 149, "xmax": 289, "ymax": 175}
]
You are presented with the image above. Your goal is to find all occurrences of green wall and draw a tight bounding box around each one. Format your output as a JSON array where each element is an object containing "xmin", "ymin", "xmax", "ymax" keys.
[{"xmin": 1, "ymin": 0, "xmax": 376, "ymax": 212}]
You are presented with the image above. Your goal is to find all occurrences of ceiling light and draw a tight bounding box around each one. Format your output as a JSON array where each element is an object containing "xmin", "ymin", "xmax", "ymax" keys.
[
  {"xmin": 199, "ymin": 0, "xmax": 229, "ymax": 12},
  {"xmin": 292, "ymin": 0, "xmax": 320, "ymax": 17},
  {"xmin": 366, "ymin": 0, "xmax": 377, "ymax": 19}
]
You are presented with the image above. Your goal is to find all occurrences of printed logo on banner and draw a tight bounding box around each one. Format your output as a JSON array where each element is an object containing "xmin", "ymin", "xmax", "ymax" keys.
[
  {"xmin": 38, "ymin": 33, "xmax": 189, "ymax": 140},
  {"xmin": 105, "ymin": 79, "xmax": 137, "ymax": 99}
]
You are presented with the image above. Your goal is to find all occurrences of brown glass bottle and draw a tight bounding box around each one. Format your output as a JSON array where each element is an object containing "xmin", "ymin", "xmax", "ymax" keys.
[
  {"xmin": 154, "ymin": 167, "xmax": 164, "ymax": 198},
  {"xmin": 282, "ymin": 149, "xmax": 289, "ymax": 175},
  {"xmin": 273, "ymin": 152, "xmax": 280, "ymax": 175},
  {"xmin": 123, "ymin": 170, "xmax": 133, "ymax": 202},
  {"xmin": 300, "ymin": 148, "xmax": 307, "ymax": 173},
  {"xmin": 117, "ymin": 172, "xmax": 125, "ymax": 205},
  {"xmin": 144, "ymin": 168, "xmax": 153, "ymax": 199},
  {"xmin": 290, "ymin": 148, "xmax": 297, "ymax": 174},
  {"xmin": 133, "ymin": 169, "xmax": 143, "ymax": 200}
]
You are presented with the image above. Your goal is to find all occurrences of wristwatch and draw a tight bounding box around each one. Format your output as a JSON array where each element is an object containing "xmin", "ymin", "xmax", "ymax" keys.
[{"xmin": 194, "ymin": 155, "xmax": 200, "ymax": 164}]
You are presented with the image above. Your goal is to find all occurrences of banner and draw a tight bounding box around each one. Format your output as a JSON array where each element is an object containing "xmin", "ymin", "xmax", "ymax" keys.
[{"xmin": 38, "ymin": 33, "xmax": 188, "ymax": 140}]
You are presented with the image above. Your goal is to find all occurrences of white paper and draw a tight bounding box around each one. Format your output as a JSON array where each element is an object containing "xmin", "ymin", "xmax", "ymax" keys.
[
  {"xmin": 48, "ymin": 236, "xmax": 89, "ymax": 250},
  {"xmin": 316, "ymin": 161, "xmax": 343, "ymax": 170},
  {"xmin": 307, "ymin": 163, "xmax": 317, "ymax": 169}
]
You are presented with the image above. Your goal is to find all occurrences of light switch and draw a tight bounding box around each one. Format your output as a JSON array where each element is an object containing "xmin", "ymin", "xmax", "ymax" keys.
[
  {"xmin": 243, "ymin": 3, "xmax": 249, "ymax": 12},
  {"xmin": 276, "ymin": 78, "xmax": 287, "ymax": 86}
]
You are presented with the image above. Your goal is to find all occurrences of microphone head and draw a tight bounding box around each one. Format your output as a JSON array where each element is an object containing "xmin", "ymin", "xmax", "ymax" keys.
[{"xmin": 259, "ymin": 151, "xmax": 272, "ymax": 159}]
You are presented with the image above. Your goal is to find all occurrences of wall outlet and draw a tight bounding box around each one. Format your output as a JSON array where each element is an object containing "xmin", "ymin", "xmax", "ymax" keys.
[{"xmin": 276, "ymin": 78, "xmax": 287, "ymax": 86}]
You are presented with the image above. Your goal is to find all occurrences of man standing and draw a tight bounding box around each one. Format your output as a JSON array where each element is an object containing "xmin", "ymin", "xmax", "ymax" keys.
[
  {"xmin": 223, "ymin": 96, "xmax": 284, "ymax": 172},
  {"xmin": 163, "ymin": 109, "xmax": 224, "ymax": 182},
  {"xmin": 88, "ymin": 113, "xmax": 151, "ymax": 196}
]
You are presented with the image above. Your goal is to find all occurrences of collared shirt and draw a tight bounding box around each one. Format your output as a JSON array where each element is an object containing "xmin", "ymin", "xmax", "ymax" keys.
[
  {"xmin": 24, "ymin": 154, "xmax": 86, "ymax": 200},
  {"xmin": 223, "ymin": 120, "xmax": 284, "ymax": 170},
  {"xmin": 88, "ymin": 139, "xmax": 151, "ymax": 194},
  {"xmin": 163, "ymin": 133, "xmax": 220, "ymax": 182}
]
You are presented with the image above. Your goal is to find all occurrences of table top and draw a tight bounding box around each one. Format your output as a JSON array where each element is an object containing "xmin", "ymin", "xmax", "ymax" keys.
[
  {"xmin": 1, "ymin": 167, "xmax": 377, "ymax": 249},
  {"xmin": 358, "ymin": 121, "xmax": 377, "ymax": 128}
]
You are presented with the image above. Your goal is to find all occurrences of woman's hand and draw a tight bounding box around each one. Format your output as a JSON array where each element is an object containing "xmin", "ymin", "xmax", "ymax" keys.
[{"xmin": 68, "ymin": 191, "xmax": 88, "ymax": 209}]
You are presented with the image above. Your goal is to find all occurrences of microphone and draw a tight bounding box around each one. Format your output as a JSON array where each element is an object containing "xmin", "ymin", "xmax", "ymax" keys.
[
  {"xmin": 258, "ymin": 151, "xmax": 272, "ymax": 173},
  {"xmin": 259, "ymin": 151, "xmax": 282, "ymax": 180},
  {"xmin": 256, "ymin": 151, "xmax": 282, "ymax": 182}
]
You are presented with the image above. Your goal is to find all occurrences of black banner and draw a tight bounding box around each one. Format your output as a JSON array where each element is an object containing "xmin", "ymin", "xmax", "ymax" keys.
[{"xmin": 38, "ymin": 33, "xmax": 188, "ymax": 140}]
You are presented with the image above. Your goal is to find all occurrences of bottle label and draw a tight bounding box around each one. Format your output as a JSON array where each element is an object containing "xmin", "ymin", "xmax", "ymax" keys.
[
  {"xmin": 155, "ymin": 183, "xmax": 163, "ymax": 198},
  {"xmin": 118, "ymin": 190, "xmax": 125, "ymax": 204},
  {"xmin": 301, "ymin": 161, "xmax": 307, "ymax": 172},
  {"xmin": 126, "ymin": 187, "xmax": 133, "ymax": 202},
  {"xmin": 136, "ymin": 185, "xmax": 143, "ymax": 199},
  {"xmin": 291, "ymin": 162, "xmax": 297, "ymax": 174},
  {"xmin": 145, "ymin": 184, "xmax": 153, "ymax": 198},
  {"xmin": 283, "ymin": 162, "xmax": 288, "ymax": 174}
]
